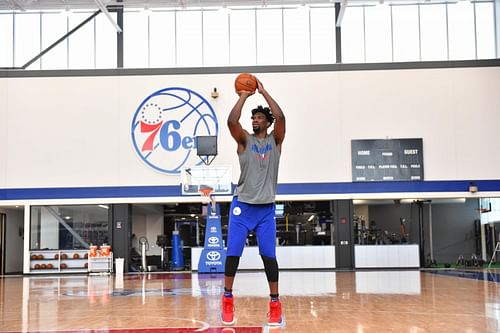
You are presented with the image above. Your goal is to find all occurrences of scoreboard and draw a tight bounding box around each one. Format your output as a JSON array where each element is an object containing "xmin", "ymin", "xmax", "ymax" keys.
[{"xmin": 351, "ymin": 138, "xmax": 424, "ymax": 182}]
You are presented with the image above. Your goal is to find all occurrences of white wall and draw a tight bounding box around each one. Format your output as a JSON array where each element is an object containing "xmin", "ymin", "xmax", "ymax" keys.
[
  {"xmin": 0, "ymin": 208, "xmax": 24, "ymax": 273},
  {"xmin": 1, "ymin": 67, "xmax": 499, "ymax": 191},
  {"xmin": 0, "ymin": 78, "xmax": 6, "ymax": 186}
]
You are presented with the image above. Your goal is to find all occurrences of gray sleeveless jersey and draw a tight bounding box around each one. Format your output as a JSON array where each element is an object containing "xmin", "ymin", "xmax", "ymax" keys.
[{"xmin": 234, "ymin": 132, "xmax": 281, "ymax": 204}]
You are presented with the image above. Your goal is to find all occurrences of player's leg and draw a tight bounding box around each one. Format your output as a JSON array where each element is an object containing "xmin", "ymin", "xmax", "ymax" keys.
[
  {"xmin": 222, "ymin": 197, "xmax": 250, "ymax": 325},
  {"xmin": 255, "ymin": 204, "xmax": 282, "ymax": 326}
]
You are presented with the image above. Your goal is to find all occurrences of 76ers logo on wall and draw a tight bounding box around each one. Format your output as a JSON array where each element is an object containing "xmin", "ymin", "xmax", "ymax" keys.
[{"xmin": 131, "ymin": 87, "xmax": 218, "ymax": 174}]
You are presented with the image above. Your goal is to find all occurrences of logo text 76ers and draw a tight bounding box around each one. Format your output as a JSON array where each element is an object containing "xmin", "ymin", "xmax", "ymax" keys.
[{"xmin": 131, "ymin": 87, "xmax": 218, "ymax": 174}]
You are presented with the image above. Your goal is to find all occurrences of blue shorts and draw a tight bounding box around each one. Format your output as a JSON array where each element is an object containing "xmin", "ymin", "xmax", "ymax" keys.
[{"xmin": 226, "ymin": 196, "xmax": 276, "ymax": 258}]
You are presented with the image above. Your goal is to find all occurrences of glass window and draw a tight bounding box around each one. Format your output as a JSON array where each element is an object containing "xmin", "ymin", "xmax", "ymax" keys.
[
  {"xmin": 256, "ymin": 8, "xmax": 283, "ymax": 65},
  {"xmin": 95, "ymin": 11, "xmax": 117, "ymax": 69},
  {"xmin": 475, "ymin": 2, "xmax": 495, "ymax": 60},
  {"xmin": 341, "ymin": 6, "xmax": 365, "ymax": 63},
  {"xmin": 364, "ymin": 4, "xmax": 392, "ymax": 63},
  {"xmin": 310, "ymin": 7, "xmax": 335, "ymax": 64},
  {"xmin": 123, "ymin": 10, "xmax": 149, "ymax": 68},
  {"xmin": 419, "ymin": 4, "xmax": 447, "ymax": 61},
  {"xmin": 14, "ymin": 12, "xmax": 41, "ymax": 69},
  {"xmin": 40, "ymin": 12, "xmax": 68, "ymax": 70},
  {"xmin": 392, "ymin": 5, "xmax": 419, "ymax": 62},
  {"xmin": 447, "ymin": 1, "xmax": 475, "ymax": 60},
  {"xmin": 30, "ymin": 205, "xmax": 110, "ymax": 250},
  {"xmin": 0, "ymin": 13, "xmax": 14, "ymax": 68},
  {"xmin": 176, "ymin": 10, "xmax": 202, "ymax": 67},
  {"xmin": 283, "ymin": 8, "xmax": 310, "ymax": 65},
  {"xmin": 149, "ymin": 11, "xmax": 176, "ymax": 68},
  {"xmin": 203, "ymin": 9, "xmax": 229, "ymax": 67},
  {"xmin": 68, "ymin": 12, "xmax": 95, "ymax": 69},
  {"xmin": 230, "ymin": 9, "xmax": 256, "ymax": 66}
]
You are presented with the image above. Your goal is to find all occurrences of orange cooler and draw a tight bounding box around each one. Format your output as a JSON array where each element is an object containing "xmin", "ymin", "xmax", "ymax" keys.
[
  {"xmin": 100, "ymin": 245, "xmax": 111, "ymax": 256},
  {"xmin": 89, "ymin": 245, "xmax": 98, "ymax": 257}
]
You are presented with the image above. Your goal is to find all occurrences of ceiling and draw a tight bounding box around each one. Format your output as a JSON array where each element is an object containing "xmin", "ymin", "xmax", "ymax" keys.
[{"xmin": 2, "ymin": 0, "xmax": 468, "ymax": 12}]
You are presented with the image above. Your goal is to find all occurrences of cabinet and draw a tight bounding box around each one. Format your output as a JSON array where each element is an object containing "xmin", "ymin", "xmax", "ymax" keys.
[
  {"xmin": 29, "ymin": 249, "xmax": 89, "ymax": 274},
  {"xmin": 88, "ymin": 252, "xmax": 113, "ymax": 274}
]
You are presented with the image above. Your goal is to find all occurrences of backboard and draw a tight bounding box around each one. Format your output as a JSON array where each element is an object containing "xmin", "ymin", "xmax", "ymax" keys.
[{"xmin": 181, "ymin": 165, "xmax": 232, "ymax": 195}]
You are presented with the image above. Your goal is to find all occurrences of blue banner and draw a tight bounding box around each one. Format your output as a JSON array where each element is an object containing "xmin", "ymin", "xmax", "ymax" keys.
[{"xmin": 198, "ymin": 211, "xmax": 226, "ymax": 273}]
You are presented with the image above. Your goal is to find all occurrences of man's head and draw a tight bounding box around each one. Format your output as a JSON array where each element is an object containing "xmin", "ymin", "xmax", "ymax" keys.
[{"xmin": 251, "ymin": 105, "xmax": 274, "ymax": 133}]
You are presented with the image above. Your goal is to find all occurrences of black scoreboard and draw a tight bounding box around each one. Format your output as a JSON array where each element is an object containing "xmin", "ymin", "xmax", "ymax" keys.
[{"xmin": 351, "ymin": 138, "xmax": 424, "ymax": 182}]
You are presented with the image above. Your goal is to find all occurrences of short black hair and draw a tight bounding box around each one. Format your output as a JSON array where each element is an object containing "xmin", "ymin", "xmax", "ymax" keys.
[{"xmin": 251, "ymin": 105, "xmax": 274, "ymax": 124}]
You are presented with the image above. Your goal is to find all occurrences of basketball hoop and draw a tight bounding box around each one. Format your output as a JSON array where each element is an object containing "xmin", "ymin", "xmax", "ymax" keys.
[
  {"xmin": 199, "ymin": 187, "xmax": 213, "ymax": 197},
  {"xmin": 199, "ymin": 186, "xmax": 216, "ymax": 215}
]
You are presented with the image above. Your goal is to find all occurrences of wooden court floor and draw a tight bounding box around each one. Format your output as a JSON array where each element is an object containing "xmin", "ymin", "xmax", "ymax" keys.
[{"xmin": 1, "ymin": 269, "xmax": 499, "ymax": 333}]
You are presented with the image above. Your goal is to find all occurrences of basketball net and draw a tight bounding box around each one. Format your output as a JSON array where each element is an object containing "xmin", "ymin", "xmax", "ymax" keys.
[{"xmin": 199, "ymin": 187, "xmax": 216, "ymax": 215}]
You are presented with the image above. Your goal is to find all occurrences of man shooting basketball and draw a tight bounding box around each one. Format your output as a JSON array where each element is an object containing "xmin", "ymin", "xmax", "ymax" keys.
[{"xmin": 222, "ymin": 76, "xmax": 286, "ymax": 326}]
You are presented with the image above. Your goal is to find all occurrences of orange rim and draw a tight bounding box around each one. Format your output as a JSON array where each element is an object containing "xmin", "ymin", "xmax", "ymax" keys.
[{"xmin": 199, "ymin": 187, "xmax": 213, "ymax": 197}]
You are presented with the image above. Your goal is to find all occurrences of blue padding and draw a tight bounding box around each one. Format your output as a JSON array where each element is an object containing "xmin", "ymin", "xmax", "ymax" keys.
[
  {"xmin": 0, "ymin": 185, "xmax": 181, "ymax": 200},
  {"xmin": 277, "ymin": 179, "xmax": 500, "ymax": 195},
  {"xmin": 1, "ymin": 180, "xmax": 500, "ymax": 200}
]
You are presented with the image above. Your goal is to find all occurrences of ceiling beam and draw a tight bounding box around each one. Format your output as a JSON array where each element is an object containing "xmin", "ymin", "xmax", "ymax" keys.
[
  {"xmin": 336, "ymin": 0, "xmax": 347, "ymax": 27},
  {"xmin": 8, "ymin": 0, "xmax": 26, "ymax": 11},
  {"xmin": 95, "ymin": 0, "xmax": 122, "ymax": 33}
]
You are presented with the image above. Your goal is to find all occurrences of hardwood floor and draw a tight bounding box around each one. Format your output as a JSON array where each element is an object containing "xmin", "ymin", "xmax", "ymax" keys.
[{"xmin": 0, "ymin": 270, "xmax": 499, "ymax": 333}]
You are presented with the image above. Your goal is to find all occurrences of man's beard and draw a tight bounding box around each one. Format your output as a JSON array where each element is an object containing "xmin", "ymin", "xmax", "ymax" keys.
[{"xmin": 252, "ymin": 125, "xmax": 261, "ymax": 133}]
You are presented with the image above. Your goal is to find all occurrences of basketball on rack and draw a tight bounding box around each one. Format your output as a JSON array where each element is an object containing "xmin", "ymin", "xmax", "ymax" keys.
[{"xmin": 234, "ymin": 73, "xmax": 257, "ymax": 92}]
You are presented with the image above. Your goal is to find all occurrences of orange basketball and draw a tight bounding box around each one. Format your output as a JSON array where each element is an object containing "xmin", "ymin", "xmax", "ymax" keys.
[{"xmin": 234, "ymin": 73, "xmax": 257, "ymax": 92}]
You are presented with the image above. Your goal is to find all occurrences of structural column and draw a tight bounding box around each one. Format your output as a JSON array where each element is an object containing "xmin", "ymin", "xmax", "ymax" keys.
[
  {"xmin": 111, "ymin": 204, "xmax": 131, "ymax": 272},
  {"xmin": 334, "ymin": 200, "xmax": 354, "ymax": 269}
]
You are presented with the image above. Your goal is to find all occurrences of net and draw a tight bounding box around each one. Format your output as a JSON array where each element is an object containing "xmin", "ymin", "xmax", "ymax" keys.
[{"xmin": 199, "ymin": 186, "xmax": 216, "ymax": 215}]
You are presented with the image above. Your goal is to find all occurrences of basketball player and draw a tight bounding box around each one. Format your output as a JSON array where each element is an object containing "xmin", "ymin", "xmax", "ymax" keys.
[{"xmin": 221, "ymin": 77, "xmax": 286, "ymax": 326}]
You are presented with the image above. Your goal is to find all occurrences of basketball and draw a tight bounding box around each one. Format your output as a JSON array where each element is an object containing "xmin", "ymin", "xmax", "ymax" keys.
[{"xmin": 234, "ymin": 73, "xmax": 257, "ymax": 92}]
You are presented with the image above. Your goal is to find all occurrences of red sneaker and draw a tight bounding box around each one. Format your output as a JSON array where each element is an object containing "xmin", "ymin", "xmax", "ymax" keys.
[
  {"xmin": 268, "ymin": 300, "xmax": 282, "ymax": 326},
  {"xmin": 221, "ymin": 294, "xmax": 236, "ymax": 325}
]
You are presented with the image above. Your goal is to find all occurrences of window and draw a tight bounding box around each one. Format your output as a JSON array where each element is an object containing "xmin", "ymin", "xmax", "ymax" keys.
[
  {"xmin": 364, "ymin": 4, "xmax": 392, "ymax": 63},
  {"xmin": 123, "ymin": 11, "xmax": 149, "ymax": 68},
  {"xmin": 310, "ymin": 7, "xmax": 336, "ymax": 64},
  {"xmin": 68, "ymin": 12, "xmax": 95, "ymax": 69},
  {"xmin": 230, "ymin": 9, "xmax": 256, "ymax": 66},
  {"xmin": 149, "ymin": 11, "xmax": 176, "ymax": 68},
  {"xmin": 176, "ymin": 10, "xmax": 203, "ymax": 67},
  {"xmin": 0, "ymin": 14, "xmax": 14, "ymax": 67},
  {"xmin": 256, "ymin": 8, "xmax": 283, "ymax": 65},
  {"xmin": 419, "ymin": 4, "xmax": 447, "ymax": 61},
  {"xmin": 475, "ymin": 2, "xmax": 495, "ymax": 59},
  {"xmin": 203, "ymin": 10, "xmax": 230, "ymax": 67},
  {"xmin": 40, "ymin": 12, "xmax": 68, "ymax": 70},
  {"xmin": 283, "ymin": 7, "xmax": 310, "ymax": 65},
  {"xmin": 0, "ymin": 3, "xmax": 496, "ymax": 69},
  {"xmin": 341, "ymin": 6, "xmax": 365, "ymax": 63},
  {"xmin": 14, "ymin": 12, "xmax": 40, "ymax": 69},
  {"xmin": 392, "ymin": 5, "xmax": 419, "ymax": 62},
  {"xmin": 447, "ymin": 1, "xmax": 475, "ymax": 60},
  {"xmin": 95, "ymin": 12, "xmax": 117, "ymax": 69},
  {"xmin": 30, "ymin": 205, "xmax": 110, "ymax": 250}
]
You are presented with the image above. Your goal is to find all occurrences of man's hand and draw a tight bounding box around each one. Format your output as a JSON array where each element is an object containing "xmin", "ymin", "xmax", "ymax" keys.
[
  {"xmin": 256, "ymin": 78, "xmax": 266, "ymax": 95},
  {"xmin": 236, "ymin": 90, "xmax": 255, "ymax": 97}
]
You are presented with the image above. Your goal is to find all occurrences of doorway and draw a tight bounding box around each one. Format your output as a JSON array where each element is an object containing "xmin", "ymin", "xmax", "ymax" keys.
[{"xmin": 0, "ymin": 213, "xmax": 6, "ymax": 275}]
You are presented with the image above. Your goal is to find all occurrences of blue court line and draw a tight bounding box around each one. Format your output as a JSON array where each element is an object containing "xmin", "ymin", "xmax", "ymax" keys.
[
  {"xmin": 1, "ymin": 179, "xmax": 500, "ymax": 200},
  {"xmin": 426, "ymin": 270, "xmax": 500, "ymax": 283}
]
